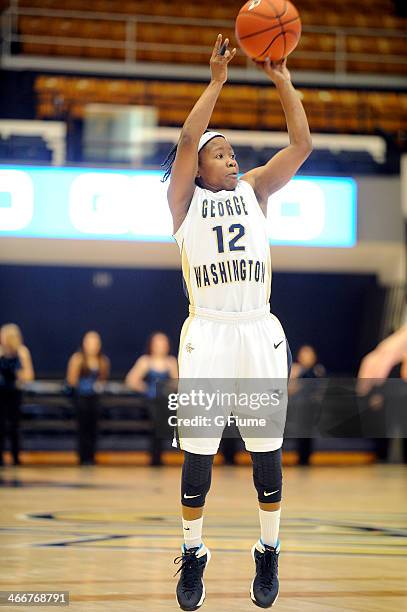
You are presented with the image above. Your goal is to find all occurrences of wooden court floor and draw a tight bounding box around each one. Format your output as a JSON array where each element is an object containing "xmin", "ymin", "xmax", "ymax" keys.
[{"xmin": 0, "ymin": 463, "xmax": 406, "ymax": 611}]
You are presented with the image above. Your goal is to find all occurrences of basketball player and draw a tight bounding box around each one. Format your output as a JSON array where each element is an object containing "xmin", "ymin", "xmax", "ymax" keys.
[{"xmin": 163, "ymin": 35, "xmax": 312, "ymax": 609}]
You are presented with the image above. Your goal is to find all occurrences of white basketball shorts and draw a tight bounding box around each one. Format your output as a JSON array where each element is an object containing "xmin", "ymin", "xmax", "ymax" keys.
[{"xmin": 172, "ymin": 304, "xmax": 291, "ymax": 455}]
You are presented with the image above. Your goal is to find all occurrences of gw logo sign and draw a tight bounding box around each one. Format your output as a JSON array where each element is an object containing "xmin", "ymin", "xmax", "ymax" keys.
[
  {"xmin": 0, "ymin": 170, "xmax": 34, "ymax": 230},
  {"xmin": 0, "ymin": 169, "xmax": 330, "ymax": 244}
]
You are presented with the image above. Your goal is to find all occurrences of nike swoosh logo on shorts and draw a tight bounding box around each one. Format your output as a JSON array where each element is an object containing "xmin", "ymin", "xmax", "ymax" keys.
[
  {"xmin": 274, "ymin": 341, "xmax": 284, "ymax": 349},
  {"xmin": 264, "ymin": 489, "xmax": 279, "ymax": 496},
  {"xmin": 183, "ymin": 493, "xmax": 201, "ymax": 499}
]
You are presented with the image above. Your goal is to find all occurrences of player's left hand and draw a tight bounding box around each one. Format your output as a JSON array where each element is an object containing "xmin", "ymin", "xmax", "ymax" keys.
[{"xmin": 259, "ymin": 57, "xmax": 291, "ymax": 84}]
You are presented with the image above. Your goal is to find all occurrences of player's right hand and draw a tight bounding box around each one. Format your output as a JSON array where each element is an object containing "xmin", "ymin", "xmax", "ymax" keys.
[
  {"xmin": 210, "ymin": 34, "xmax": 236, "ymax": 84},
  {"xmin": 261, "ymin": 57, "xmax": 291, "ymax": 85}
]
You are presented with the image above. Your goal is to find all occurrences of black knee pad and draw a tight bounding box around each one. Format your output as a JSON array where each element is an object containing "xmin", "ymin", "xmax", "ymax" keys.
[
  {"xmin": 251, "ymin": 448, "xmax": 282, "ymax": 504},
  {"xmin": 181, "ymin": 451, "xmax": 214, "ymax": 507}
]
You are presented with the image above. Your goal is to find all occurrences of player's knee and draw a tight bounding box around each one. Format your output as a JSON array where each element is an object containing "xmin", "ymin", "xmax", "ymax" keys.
[
  {"xmin": 251, "ymin": 448, "xmax": 282, "ymax": 504},
  {"xmin": 181, "ymin": 451, "xmax": 215, "ymax": 507}
]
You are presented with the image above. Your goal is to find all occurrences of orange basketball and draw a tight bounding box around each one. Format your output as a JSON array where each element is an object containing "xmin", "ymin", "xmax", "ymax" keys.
[{"xmin": 235, "ymin": 0, "xmax": 301, "ymax": 62}]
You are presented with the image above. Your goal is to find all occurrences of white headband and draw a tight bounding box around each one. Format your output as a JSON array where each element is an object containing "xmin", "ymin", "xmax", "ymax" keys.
[{"xmin": 198, "ymin": 131, "xmax": 225, "ymax": 152}]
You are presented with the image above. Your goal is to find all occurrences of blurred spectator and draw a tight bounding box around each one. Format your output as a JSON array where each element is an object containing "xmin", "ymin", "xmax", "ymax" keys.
[
  {"xmin": 66, "ymin": 331, "xmax": 110, "ymax": 466},
  {"xmin": 289, "ymin": 345, "xmax": 326, "ymax": 465},
  {"xmin": 126, "ymin": 332, "xmax": 177, "ymax": 466},
  {"xmin": 0, "ymin": 324, "xmax": 34, "ymax": 466}
]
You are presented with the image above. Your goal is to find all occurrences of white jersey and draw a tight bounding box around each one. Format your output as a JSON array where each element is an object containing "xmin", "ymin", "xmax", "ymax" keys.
[{"xmin": 174, "ymin": 179, "xmax": 272, "ymax": 312}]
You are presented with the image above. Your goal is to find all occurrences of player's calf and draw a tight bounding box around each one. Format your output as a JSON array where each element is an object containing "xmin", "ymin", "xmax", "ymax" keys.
[
  {"xmin": 251, "ymin": 448, "xmax": 282, "ymax": 506},
  {"xmin": 174, "ymin": 452, "xmax": 214, "ymax": 610},
  {"xmin": 250, "ymin": 449, "xmax": 282, "ymax": 607}
]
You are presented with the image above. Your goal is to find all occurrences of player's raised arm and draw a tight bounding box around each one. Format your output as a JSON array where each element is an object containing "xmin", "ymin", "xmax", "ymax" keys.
[
  {"xmin": 164, "ymin": 35, "xmax": 236, "ymax": 233},
  {"xmin": 242, "ymin": 59, "xmax": 312, "ymax": 213}
]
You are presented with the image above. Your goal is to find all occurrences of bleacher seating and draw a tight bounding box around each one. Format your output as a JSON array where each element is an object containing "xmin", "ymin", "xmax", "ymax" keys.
[
  {"xmin": 21, "ymin": 382, "xmax": 153, "ymax": 452},
  {"xmin": 34, "ymin": 75, "xmax": 407, "ymax": 140},
  {"xmin": 235, "ymin": 145, "xmax": 384, "ymax": 175},
  {"xmin": 17, "ymin": 0, "xmax": 407, "ymax": 29},
  {"xmin": 0, "ymin": 134, "xmax": 52, "ymax": 162},
  {"xmin": 11, "ymin": 0, "xmax": 406, "ymax": 75}
]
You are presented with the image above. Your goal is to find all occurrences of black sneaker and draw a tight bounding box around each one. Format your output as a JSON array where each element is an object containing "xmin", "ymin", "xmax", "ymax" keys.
[
  {"xmin": 250, "ymin": 539, "xmax": 280, "ymax": 608},
  {"xmin": 174, "ymin": 543, "xmax": 211, "ymax": 611}
]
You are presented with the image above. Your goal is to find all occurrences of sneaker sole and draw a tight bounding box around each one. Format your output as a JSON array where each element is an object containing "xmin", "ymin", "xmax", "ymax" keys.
[
  {"xmin": 250, "ymin": 544, "xmax": 279, "ymax": 608},
  {"xmin": 176, "ymin": 547, "xmax": 211, "ymax": 611}
]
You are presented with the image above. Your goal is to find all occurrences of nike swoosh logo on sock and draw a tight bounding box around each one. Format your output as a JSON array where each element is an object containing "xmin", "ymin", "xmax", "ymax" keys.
[
  {"xmin": 264, "ymin": 489, "xmax": 279, "ymax": 496},
  {"xmin": 183, "ymin": 493, "xmax": 201, "ymax": 499}
]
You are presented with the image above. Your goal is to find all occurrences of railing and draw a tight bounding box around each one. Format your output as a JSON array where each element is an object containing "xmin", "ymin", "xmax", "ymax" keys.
[{"xmin": 1, "ymin": 4, "xmax": 406, "ymax": 77}]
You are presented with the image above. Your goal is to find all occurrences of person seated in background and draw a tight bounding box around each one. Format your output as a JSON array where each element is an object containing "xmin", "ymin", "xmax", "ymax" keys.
[
  {"xmin": 66, "ymin": 331, "xmax": 110, "ymax": 466},
  {"xmin": 126, "ymin": 331, "xmax": 178, "ymax": 466},
  {"xmin": 0, "ymin": 323, "xmax": 34, "ymax": 466},
  {"xmin": 289, "ymin": 345, "xmax": 326, "ymax": 465}
]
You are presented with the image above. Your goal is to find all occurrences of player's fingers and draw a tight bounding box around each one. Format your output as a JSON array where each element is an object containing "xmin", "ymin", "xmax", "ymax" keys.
[
  {"xmin": 263, "ymin": 57, "xmax": 273, "ymax": 71},
  {"xmin": 215, "ymin": 34, "xmax": 222, "ymax": 51},
  {"xmin": 356, "ymin": 378, "xmax": 373, "ymax": 396},
  {"xmin": 271, "ymin": 58, "xmax": 284, "ymax": 69},
  {"xmin": 252, "ymin": 58, "xmax": 265, "ymax": 70},
  {"xmin": 225, "ymin": 48, "xmax": 236, "ymax": 63},
  {"xmin": 212, "ymin": 34, "xmax": 222, "ymax": 57},
  {"xmin": 219, "ymin": 38, "xmax": 229, "ymax": 56},
  {"xmin": 356, "ymin": 358, "xmax": 371, "ymax": 395},
  {"xmin": 357, "ymin": 355, "xmax": 383, "ymax": 395},
  {"xmin": 219, "ymin": 42, "xmax": 228, "ymax": 57},
  {"xmin": 357, "ymin": 375, "xmax": 386, "ymax": 396}
]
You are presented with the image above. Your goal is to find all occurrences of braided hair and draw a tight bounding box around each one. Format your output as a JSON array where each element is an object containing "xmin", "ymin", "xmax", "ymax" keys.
[
  {"xmin": 160, "ymin": 130, "xmax": 211, "ymax": 183},
  {"xmin": 160, "ymin": 143, "xmax": 178, "ymax": 183}
]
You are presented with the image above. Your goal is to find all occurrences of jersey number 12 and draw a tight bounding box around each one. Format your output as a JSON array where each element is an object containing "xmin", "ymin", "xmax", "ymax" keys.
[{"xmin": 213, "ymin": 224, "xmax": 246, "ymax": 253}]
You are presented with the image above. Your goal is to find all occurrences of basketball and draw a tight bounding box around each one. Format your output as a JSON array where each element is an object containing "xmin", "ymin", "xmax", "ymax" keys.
[{"xmin": 235, "ymin": 0, "xmax": 302, "ymax": 62}]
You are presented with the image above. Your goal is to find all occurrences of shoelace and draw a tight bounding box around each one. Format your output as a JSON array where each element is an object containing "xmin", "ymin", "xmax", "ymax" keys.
[
  {"xmin": 173, "ymin": 551, "xmax": 201, "ymax": 591},
  {"xmin": 258, "ymin": 549, "xmax": 278, "ymax": 590}
]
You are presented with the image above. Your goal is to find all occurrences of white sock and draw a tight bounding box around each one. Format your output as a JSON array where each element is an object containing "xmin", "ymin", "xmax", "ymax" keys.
[
  {"xmin": 259, "ymin": 508, "xmax": 281, "ymax": 548},
  {"xmin": 182, "ymin": 516, "xmax": 203, "ymax": 549}
]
